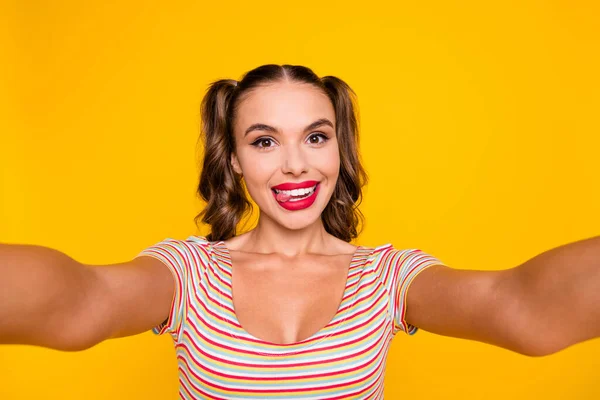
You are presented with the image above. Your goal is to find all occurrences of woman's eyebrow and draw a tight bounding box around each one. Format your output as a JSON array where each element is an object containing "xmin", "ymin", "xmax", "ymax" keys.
[
  {"xmin": 305, "ymin": 118, "xmax": 334, "ymax": 132},
  {"xmin": 243, "ymin": 118, "xmax": 334, "ymax": 137}
]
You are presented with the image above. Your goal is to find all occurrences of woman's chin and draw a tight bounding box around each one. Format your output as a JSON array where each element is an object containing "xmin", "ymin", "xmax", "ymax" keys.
[
  {"xmin": 257, "ymin": 191, "xmax": 333, "ymax": 230},
  {"xmin": 267, "ymin": 206, "xmax": 326, "ymax": 231}
]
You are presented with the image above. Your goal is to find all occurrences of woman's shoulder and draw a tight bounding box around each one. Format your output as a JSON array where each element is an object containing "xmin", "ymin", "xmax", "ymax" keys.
[
  {"xmin": 146, "ymin": 235, "xmax": 218, "ymax": 258},
  {"xmin": 358, "ymin": 242, "xmax": 437, "ymax": 265},
  {"xmin": 359, "ymin": 241, "xmax": 394, "ymax": 254},
  {"xmin": 184, "ymin": 235, "xmax": 222, "ymax": 253},
  {"xmin": 184, "ymin": 235, "xmax": 214, "ymax": 244}
]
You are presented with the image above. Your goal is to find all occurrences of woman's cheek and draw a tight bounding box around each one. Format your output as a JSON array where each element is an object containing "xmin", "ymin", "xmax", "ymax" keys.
[
  {"xmin": 239, "ymin": 151, "xmax": 275, "ymax": 177},
  {"xmin": 321, "ymin": 147, "xmax": 341, "ymax": 175}
]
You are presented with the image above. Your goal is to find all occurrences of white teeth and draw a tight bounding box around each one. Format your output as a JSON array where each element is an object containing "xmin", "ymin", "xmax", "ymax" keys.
[{"xmin": 273, "ymin": 185, "xmax": 317, "ymax": 196}]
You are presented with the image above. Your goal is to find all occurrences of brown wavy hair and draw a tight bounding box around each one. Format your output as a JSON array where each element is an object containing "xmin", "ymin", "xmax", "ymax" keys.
[{"xmin": 194, "ymin": 64, "xmax": 368, "ymax": 242}]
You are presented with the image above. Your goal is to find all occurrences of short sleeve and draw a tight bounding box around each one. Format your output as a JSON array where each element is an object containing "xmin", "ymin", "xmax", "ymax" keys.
[
  {"xmin": 383, "ymin": 247, "xmax": 447, "ymax": 336},
  {"xmin": 135, "ymin": 238, "xmax": 193, "ymax": 340}
]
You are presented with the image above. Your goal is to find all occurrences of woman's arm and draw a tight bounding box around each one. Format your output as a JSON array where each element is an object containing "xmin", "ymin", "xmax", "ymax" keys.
[
  {"xmin": 405, "ymin": 235, "xmax": 600, "ymax": 357},
  {"xmin": 0, "ymin": 243, "xmax": 175, "ymax": 351}
]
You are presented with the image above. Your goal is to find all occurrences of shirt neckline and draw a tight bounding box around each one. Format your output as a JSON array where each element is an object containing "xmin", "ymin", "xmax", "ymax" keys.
[{"xmin": 213, "ymin": 239, "xmax": 367, "ymax": 348}]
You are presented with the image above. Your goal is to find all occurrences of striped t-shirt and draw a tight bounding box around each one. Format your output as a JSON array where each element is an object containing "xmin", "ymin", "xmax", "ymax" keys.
[{"xmin": 137, "ymin": 235, "xmax": 445, "ymax": 399}]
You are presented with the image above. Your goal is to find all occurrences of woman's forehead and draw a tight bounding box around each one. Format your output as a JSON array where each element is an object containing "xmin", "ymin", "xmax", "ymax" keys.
[{"xmin": 234, "ymin": 82, "xmax": 335, "ymax": 132}]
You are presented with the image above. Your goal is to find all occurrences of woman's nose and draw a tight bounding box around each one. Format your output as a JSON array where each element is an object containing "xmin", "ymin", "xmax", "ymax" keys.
[{"xmin": 281, "ymin": 145, "xmax": 308, "ymax": 176}]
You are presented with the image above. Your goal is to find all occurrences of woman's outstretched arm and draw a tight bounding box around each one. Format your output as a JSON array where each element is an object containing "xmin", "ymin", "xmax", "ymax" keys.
[
  {"xmin": 0, "ymin": 243, "xmax": 175, "ymax": 351},
  {"xmin": 405, "ymin": 235, "xmax": 600, "ymax": 357}
]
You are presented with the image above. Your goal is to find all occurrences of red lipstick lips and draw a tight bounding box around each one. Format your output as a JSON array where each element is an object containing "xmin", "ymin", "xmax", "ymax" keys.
[{"xmin": 271, "ymin": 180, "xmax": 320, "ymax": 211}]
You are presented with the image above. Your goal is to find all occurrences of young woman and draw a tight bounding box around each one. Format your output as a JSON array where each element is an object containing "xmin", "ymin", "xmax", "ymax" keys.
[{"xmin": 1, "ymin": 64, "xmax": 599, "ymax": 399}]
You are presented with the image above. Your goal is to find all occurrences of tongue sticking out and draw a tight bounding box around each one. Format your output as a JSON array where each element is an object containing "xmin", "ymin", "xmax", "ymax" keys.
[{"xmin": 276, "ymin": 191, "xmax": 292, "ymax": 202}]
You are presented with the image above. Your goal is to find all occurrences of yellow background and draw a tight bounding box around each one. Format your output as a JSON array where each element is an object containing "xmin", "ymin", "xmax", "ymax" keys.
[{"xmin": 1, "ymin": 0, "xmax": 599, "ymax": 398}]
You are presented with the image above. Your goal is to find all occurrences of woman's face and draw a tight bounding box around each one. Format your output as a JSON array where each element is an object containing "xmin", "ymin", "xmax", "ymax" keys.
[{"xmin": 231, "ymin": 81, "xmax": 340, "ymax": 231}]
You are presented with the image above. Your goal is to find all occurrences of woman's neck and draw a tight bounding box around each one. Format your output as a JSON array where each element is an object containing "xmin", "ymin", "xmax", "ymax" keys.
[{"xmin": 231, "ymin": 215, "xmax": 336, "ymax": 257}]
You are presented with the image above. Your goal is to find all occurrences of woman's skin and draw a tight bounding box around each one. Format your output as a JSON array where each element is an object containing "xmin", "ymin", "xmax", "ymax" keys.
[{"xmin": 1, "ymin": 77, "xmax": 598, "ymax": 356}]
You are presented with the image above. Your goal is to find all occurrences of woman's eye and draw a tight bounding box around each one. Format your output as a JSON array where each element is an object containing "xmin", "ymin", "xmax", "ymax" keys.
[
  {"xmin": 251, "ymin": 134, "xmax": 328, "ymax": 149},
  {"xmin": 307, "ymin": 133, "xmax": 329, "ymax": 145},
  {"xmin": 251, "ymin": 138, "xmax": 276, "ymax": 148}
]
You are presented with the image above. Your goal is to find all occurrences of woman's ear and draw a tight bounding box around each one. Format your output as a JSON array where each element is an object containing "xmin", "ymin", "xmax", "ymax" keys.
[{"xmin": 230, "ymin": 153, "xmax": 242, "ymax": 175}]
